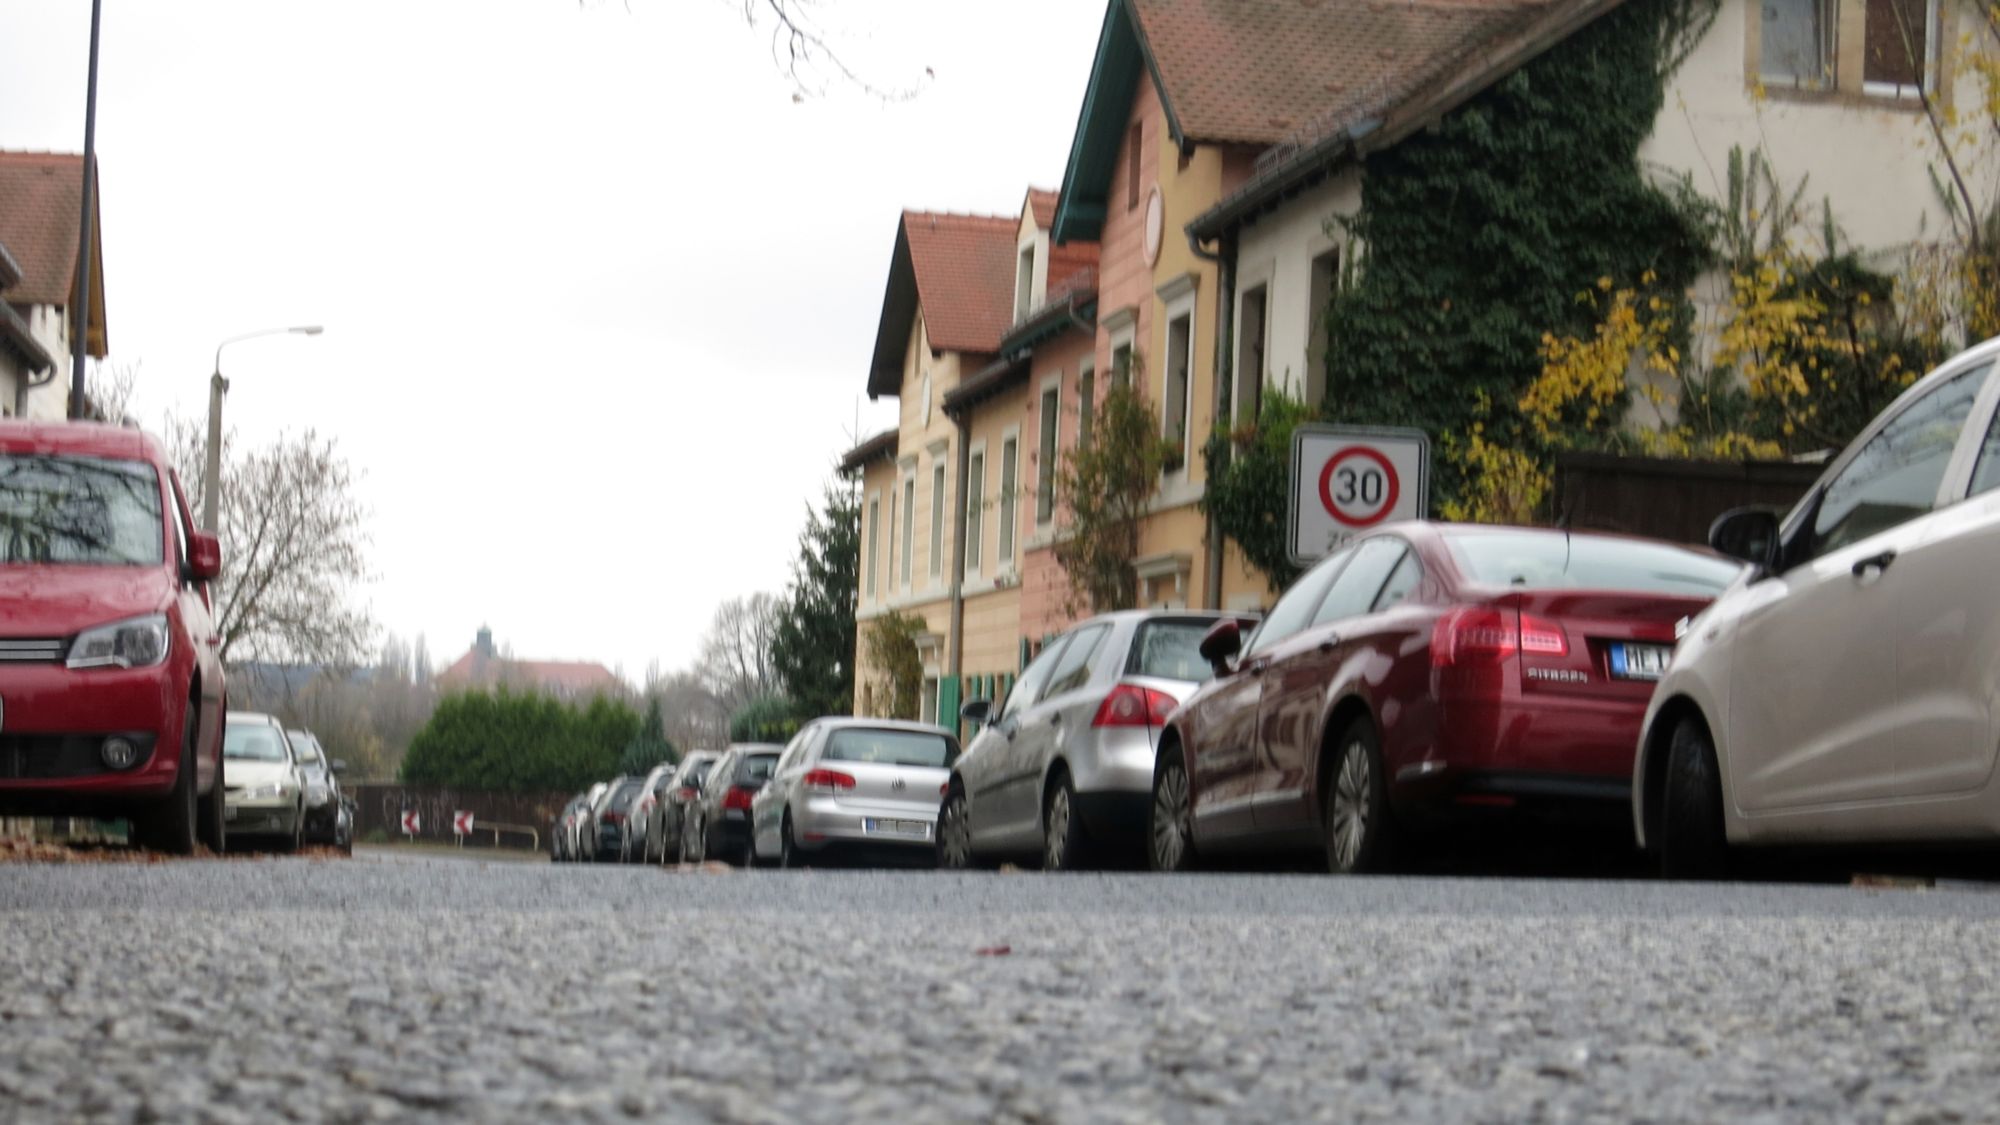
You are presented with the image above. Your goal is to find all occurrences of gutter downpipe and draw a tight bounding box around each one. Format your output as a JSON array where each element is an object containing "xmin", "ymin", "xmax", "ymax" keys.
[
  {"xmin": 1189, "ymin": 228, "xmax": 1232, "ymax": 611},
  {"xmin": 947, "ymin": 403, "xmax": 973, "ymax": 741}
]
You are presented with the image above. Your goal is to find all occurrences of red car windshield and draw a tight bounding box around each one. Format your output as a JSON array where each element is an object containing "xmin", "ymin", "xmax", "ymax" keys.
[{"xmin": 0, "ymin": 454, "xmax": 163, "ymax": 566}]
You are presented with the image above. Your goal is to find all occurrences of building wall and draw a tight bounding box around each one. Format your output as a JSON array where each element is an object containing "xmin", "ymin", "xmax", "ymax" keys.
[
  {"xmin": 1017, "ymin": 326, "xmax": 1098, "ymax": 644},
  {"xmin": 1642, "ymin": 0, "xmax": 1995, "ymax": 255},
  {"xmin": 1230, "ymin": 170, "xmax": 1362, "ymax": 416},
  {"xmin": 5, "ymin": 304, "xmax": 70, "ymax": 419}
]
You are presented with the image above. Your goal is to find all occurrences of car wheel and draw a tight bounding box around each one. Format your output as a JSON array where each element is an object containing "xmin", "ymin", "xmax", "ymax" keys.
[
  {"xmin": 133, "ymin": 707, "xmax": 200, "ymax": 856},
  {"xmin": 1042, "ymin": 771, "xmax": 1089, "ymax": 872},
  {"xmin": 937, "ymin": 789, "xmax": 975, "ymax": 870},
  {"xmin": 1323, "ymin": 720, "xmax": 1392, "ymax": 875},
  {"xmin": 1660, "ymin": 718, "xmax": 1730, "ymax": 880},
  {"xmin": 1149, "ymin": 747, "xmax": 1196, "ymax": 873},
  {"xmin": 275, "ymin": 803, "xmax": 303, "ymax": 855},
  {"xmin": 686, "ymin": 813, "xmax": 707, "ymax": 864},
  {"xmin": 196, "ymin": 728, "xmax": 226, "ymax": 856}
]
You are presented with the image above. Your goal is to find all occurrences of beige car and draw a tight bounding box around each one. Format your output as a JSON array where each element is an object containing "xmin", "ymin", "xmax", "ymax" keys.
[
  {"xmin": 1635, "ymin": 337, "xmax": 2000, "ymax": 875},
  {"xmin": 222, "ymin": 712, "xmax": 305, "ymax": 853}
]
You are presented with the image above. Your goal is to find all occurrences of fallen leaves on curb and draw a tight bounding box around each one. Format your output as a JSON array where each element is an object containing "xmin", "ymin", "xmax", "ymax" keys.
[
  {"xmin": 0, "ymin": 837, "xmax": 356, "ymax": 864},
  {"xmin": 1851, "ymin": 873, "xmax": 1934, "ymax": 890},
  {"xmin": 974, "ymin": 945, "xmax": 1012, "ymax": 957},
  {"xmin": 658, "ymin": 861, "xmax": 739, "ymax": 875}
]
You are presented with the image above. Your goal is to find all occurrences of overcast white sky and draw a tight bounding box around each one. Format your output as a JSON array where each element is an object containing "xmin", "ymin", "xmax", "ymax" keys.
[{"xmin": 0, "ymin": 0, "xmax": 1105, "ymax": 681}]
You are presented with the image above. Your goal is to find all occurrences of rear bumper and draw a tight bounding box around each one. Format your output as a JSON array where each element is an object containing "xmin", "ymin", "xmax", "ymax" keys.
[
  {"xmin": 0, "ymin": 663, "xmax": 185, "ymax": 810},
  {"xmin": 791, "ymin": 795, "xmax": 937, "ymax": 850},
  {"xmin": 1073, "ymin": 790, "xmax": 1151, "ymax": 840}
]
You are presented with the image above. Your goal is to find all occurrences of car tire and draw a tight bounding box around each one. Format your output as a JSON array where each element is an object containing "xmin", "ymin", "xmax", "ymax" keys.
[
  {"xmin": 686, "ymin": 813, "xmax": 707, "ymax": 864},
  {"xmin": 1660, "ymin": 718, "xmax": 1730, "ymax": 880},
  {"xmin": 133, "ymin": 707, "xmax": 200, "ymax": 856},
  {"xmin": 936, "ymin": 788, "xmax": 976, "ymax": 870},
  {"xmin": 195, "ymin": 716, "xmax": 226, "ymax": 856},
  {"xmin": 1149, "ymin": 747, "xmax": 1197, "ymax": 873},
  {"xmin": 780, "ymin": 811, "xmax": 809, "ymax": 869},
  {"xmin": 275, "ymin": 803, "xmax": 303, "ymax": 855},
  {"xmin": 1042, "ymin": 771, "xmax": 1089, "ymax": 872},
  {"xmin": 1323, "ymin": 720, "xmax": 1392, "ymax": 875}
]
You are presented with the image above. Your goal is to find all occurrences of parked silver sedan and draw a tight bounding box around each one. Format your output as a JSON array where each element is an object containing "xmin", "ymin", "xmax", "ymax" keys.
[
  {"xmin": 939, "ymin": 610, "xmax": 1240, "ymax": 870},
  {"xmin": 750, "ymin": 719, "xmax": 958, "ymax": 868}
]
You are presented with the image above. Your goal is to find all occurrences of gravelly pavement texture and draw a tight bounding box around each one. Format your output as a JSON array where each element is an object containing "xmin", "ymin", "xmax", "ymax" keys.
[{"xmin": 5, "ymin": 849, "xmax": 2000, "ymax": 1123}]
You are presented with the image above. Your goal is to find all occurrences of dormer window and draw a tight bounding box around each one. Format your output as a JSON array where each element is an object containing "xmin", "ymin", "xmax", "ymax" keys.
[{"xmin": 1016, "ymin": 245, "xmax": 1036, "ymax": 322}]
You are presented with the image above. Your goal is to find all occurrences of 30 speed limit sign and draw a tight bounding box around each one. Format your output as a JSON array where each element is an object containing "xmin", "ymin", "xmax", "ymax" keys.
[{"xmin": 1288, "ymin": 425, "xmax": 1430, "ymax": 565}]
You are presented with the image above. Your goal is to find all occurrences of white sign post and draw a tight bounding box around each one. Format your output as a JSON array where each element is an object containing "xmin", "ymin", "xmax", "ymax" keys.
[
  {"xmin": 452, "ymin": 811, "xmax": 474, "ymax": 846},
  {"xmin": 1288, "ymin": 425, "xmax": 1431, "ymax": 566}
]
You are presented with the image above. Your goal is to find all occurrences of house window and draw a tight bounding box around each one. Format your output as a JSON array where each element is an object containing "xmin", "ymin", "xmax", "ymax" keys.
[
  {"xmin": 1078, "ymin": 363, "xmax": 1096, "ymax": 448},
  {"xmin": 1864, "ymin": 0, "xmax": 1936, "ymax": 95},
  {"xmin": 1037, "ymin": 386, "xmax": 1059, "ymax": 525},
  {"xmin": 999, "ymin": 437, "xmax": 1019, "ymax": 563},
  {"xmin": 929, "ymin": 461, "xmax": 946, "ymax": 579},
  {"xmin": 1016, "ymin": 246, "xmax": 1036, "ymax": 322},
  {"xmin": 901, "ymin": 476, "xmax": 915, "ymax": 586},
  {"xmin": 1112, "ymin": 342, "xmax": 1133, "ymax": 389},
  {"xmin": 1238, "ymin": 284, "xmax": 1268, "ymax": 424},
  {"xmin": 1762, "ymin": 0, "xmax": 1835, "ymax": 87},
  {"xmin": 866, "ymin": 495, "xmax": 879, "ymax": 597},
  {"xmin": 966, "ymin": 451, "xmax": 985, "ymax": 574},
  {"xmin": 1127, "ymin": 123, "xmax": 1143, "ymax": 211},
  {"xmin": 1306, "ymin": 249, "xmax": 1339, "ymax": 409},
  {"xmin": 1163, "ymin": 312, "xmax": 1192, "ymax": 468}
]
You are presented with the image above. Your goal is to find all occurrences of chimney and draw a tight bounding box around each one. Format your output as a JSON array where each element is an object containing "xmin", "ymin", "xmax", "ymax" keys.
[{"xmin": 476, "ymin": 625, "xmax": 495, "ymax": 659}]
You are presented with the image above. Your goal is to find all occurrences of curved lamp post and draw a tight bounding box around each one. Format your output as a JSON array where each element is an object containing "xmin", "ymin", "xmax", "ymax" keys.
[{"xmin": 202, "ymin": 325, "xmax": 323, "ymax": 533}]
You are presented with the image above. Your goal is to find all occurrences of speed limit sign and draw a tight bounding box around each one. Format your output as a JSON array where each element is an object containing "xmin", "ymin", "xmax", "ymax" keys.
[{"xmin": 1288, "ymin": 425, "xmax": 1429, "ymax": 564}]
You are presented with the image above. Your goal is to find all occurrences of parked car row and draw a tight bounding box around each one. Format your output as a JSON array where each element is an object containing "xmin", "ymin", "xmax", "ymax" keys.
[{"xmin": 220, "ymin": 710, "xmax": 353, "ymax": 853}]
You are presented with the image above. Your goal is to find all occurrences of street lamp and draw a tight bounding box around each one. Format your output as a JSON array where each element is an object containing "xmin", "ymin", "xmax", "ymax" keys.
[{"xmin": 203, "ymin": 325, "xmax": 323, "ymax": 533}]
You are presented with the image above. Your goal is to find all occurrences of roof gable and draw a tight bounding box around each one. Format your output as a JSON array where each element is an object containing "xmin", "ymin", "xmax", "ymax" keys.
[
  {"xmin": 0, "ymin": 151, "xmax": 108, "ymax": 355},
  {"xmin": 1052, "ymin": 2, "xmax": 1163, "ymax": 245},
  {"xmin": 865, "ymin": 211, "xmax": 1017, "ymax": 398}
]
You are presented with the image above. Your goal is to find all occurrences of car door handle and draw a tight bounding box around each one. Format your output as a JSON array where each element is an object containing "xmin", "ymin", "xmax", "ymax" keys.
[
  {"xmin": 1317, "ymin": 636, "xmax": 1340, "ymax": 654},
  {"xmin": 1247, "ymin": 659, "xmax": 1269, "ymax": 677},
  {"xmin": 1049, "ymin": 713, "xmax": 1063, "ymax": 726},
  {"xmin": 1852, "ymin": 550, "xmax": 1897, "ymax": 578}
]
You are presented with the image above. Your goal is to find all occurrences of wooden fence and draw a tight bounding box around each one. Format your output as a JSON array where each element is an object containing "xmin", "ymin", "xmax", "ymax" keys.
[
  {"xmin": 1550, "ymin": 452, "xmax": 1823, "ymax": 547},
  {"xmin": 349, "ymin": 784, "xmax": 571, "ymax": 848}
]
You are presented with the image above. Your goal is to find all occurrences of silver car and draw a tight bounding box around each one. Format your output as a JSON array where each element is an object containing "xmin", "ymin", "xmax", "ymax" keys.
[
  {"xmin": 222, "ymin": 711, "xmax": 306, "ymax": 853},
  {"xmin": 939, "ymin": 610, "xmax": 1239, "ymax": 870},
  {"xmin": 750, "ymin": 719, "xmax": 958, "ymax": 867}
]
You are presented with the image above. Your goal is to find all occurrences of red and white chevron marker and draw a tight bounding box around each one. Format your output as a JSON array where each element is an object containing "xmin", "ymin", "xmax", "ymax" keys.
[
  {"xmin": 400, "ymin": 809, "xmax": 420, "ymax": 836},
  {"xmin": 452, "ymin": 811, "xmax": 475, "ymax": 837}
]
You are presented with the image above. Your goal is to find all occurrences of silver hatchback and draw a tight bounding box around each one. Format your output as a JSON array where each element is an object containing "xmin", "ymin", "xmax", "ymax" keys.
[
  {"xmin": 940, "ymin": 610, "xmax": 1241, "ymax": 870},
  {"xmin": 750, "ymin": 719, "xmax": 958, "ymax": 867}
]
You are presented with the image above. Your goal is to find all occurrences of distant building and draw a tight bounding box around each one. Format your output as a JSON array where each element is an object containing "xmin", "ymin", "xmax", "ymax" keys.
[
  {"xmin": 435, "ymin": 626, "xmax": 623, "ymax": 702},
  {"xmin": 0, "ymin": 151, "xmax": 106, "ymax": 419}
]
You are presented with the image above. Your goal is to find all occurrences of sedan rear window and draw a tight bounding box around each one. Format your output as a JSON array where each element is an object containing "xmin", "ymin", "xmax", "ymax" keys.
[
  {"xmin": 1445, "ymin": 530, "xmax": 1741, "ymax": 596},
  {"xmin": 0, "ymin": 455, "xmax": 163, "ymax": 566},
  {"xmin": 1127, "ymin": 620, "xmax": 1216, "ymax": 683},
  {"xmin": 822, "ymin": 729, "xmax": 956, "ymax": 769}
]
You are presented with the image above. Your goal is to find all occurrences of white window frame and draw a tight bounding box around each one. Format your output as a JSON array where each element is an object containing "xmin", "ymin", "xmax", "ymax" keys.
[
  {"xmin": 1861, "ymin": 0, "xmax": 1940, "ymax": 98},
  {"xmin": 998, "ymin": 427, "xmax": 1021, "ymax": 567},
  {"xmin": 965, "ymin": 442, "xmax": 987, "ymax": 580},
  {"xmin": 1759, "ymin": 0, "xmax": 1838, "ymax": 89},
  {"xmin": 1036, "ymin": 373, "xmax": 1062, "ymax": 528}
]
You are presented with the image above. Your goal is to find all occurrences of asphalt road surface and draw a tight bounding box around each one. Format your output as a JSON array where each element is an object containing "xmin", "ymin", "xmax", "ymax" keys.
[{"xmin": 5, "ymin": 848, "xmax": 2000, "ymax": 1123}]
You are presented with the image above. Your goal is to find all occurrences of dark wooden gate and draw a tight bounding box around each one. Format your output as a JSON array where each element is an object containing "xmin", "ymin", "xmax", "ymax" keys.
[{"xmin": 1550, "ymin": 452, "xmax": 1823, "ymax": 547}]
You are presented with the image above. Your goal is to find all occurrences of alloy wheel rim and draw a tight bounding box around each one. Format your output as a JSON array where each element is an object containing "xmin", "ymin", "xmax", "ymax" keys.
[
  {"xmin": 1331, "ymin": 742, "xmax": 1371, "ymax": 872},
  {"xmin": 940, "ymin": 797, "xmax": 971, "ymax": 868},
  {"xmin": 1045, "ymin": 788, "xmax": 1071, "ymax": 870},
  {"xmin": 1152, "ymin": 764, "xmax": 1189, "ymax": 870}
]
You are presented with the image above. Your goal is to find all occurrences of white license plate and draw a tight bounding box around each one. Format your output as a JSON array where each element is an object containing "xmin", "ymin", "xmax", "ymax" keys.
[
  {"xmin": 863, "ymin": 818, "xmax": 929, "ymax": 837},
  {"xmin": 1611, "ymin": 643, "xmax": 1673, "ymax": 681},
  {"xmin": 224, "ymin": 806, "xmax": 239, "ymax": 821}
]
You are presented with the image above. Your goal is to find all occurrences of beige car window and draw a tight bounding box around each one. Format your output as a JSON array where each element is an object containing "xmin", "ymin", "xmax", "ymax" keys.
[{"xmin": 1811, "ymin": 365, "xmax": 1988, "ymax": 557}]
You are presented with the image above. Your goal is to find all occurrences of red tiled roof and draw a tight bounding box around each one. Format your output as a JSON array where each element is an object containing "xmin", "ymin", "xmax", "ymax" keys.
[
  {"xmin": 1131, "ymin": 0, "xmax": 1551, "ymax": 147},
  {"xmin": 1027, "ymin": 188, "xmax": 1059, "ymax": 230},
  {"xmin": 436, "ymin": 649, "xmax": 623, "ymax": 696},
  {"xmin": 1048, "ymin": 239, "xmax": 1100, "ymax": 298},
  {"xmin": 902, "ymin": 211, "xmax": 1018, "ymax": 355},
  {"xmin": 0, "ymin": 152, "xmax": 88, "ymax": 306}
]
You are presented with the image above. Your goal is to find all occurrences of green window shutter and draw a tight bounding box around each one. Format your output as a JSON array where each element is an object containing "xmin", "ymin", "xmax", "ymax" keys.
[{"xmin": 938, "ymin": 675, "xmax": 961, "ymax": 733}]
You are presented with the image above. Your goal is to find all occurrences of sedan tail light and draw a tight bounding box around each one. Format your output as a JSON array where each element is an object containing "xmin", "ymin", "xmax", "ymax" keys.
[
  {"xmin": 675, "ymin": 786, "xmax": 698, "ymax": 801},
  {"xmin": 600, "ymin": 810, "xmax": 626, "ymax": 825},
  {"xmin": 1431, "ymin": 607, "xmax": 1569, "ymax": 665},
  {"xmin": 722, "ymin": 786, "xmax": 755, "ymax": 812},
  {"xmin": 802, "ymin": 769, "xmax": 856, "ymax": 794}
]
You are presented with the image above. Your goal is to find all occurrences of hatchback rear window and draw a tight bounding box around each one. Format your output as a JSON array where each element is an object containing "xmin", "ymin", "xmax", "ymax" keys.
[
  {"xmin": 608, "ymin": 780, "xmax": 645, "ymax": 806},
  {"xmin": 681, "ymin": 761, "xmax": 714, "ymax": 787},
  {"xmin": 0, "ymin": 454, "xmax": 163, "ymax": 566},
  {"xmin": 1445, "ymin": 530, "xmax": 1740, "ymax": 596},
  {"xmin": 737, "ymin": 753, "xmax": 779, "ymax": 784},
  {"xmin": 1127, "ymin": 620, "xmax": 1216, "ymax": 683},
  {"xmin": 822, "ymin": 729, "xmax": 956, "ymax": 769}
]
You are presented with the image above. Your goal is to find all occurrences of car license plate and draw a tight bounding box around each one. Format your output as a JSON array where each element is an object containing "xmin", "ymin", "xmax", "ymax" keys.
[
  {"xmin": 1610, "ymin": 642, "xmax": 1673, "ymax": 681},
  {"xmin": 863, "ymin": 818, "xmax": 929, "ymax": 837},
  {"xmin": 224, "ymin": 805, "xmax": 239, "ymax": 821}
]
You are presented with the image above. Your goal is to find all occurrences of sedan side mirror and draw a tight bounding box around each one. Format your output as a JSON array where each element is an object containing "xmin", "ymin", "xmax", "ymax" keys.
[
  {"xmin": 187, "ymin": 532, "xmax": 223, "ymax": 582},
  {"xmin": 1198, "ymin": 619, "xmax": 1243, "ymax": 674},
  {"xmin": 330, "ymin": 759, "xmax": 348, "ymax": 775},
  {"xmin": 1708, "ymin": 507, "xmax": 1782, "ymax": 570},
  {"xmin": 959, "ymin": 699, "xmax": 992, "ymax": 725}
]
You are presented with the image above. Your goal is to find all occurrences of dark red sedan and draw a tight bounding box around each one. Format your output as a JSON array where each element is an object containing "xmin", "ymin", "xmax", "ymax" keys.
[{"xmin": 1150, "ymin": 521, "xmax": 1741, "ymax": 873}]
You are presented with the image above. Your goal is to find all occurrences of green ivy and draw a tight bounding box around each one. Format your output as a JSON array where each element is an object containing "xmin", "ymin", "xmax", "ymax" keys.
[
  {"xmin": 1200, "ymin": 389, "xmax": 1316, "ymax": 591},
  {"xmin": 1323, "ymin": 0, "xmax": 1716, "ymax": 509}
]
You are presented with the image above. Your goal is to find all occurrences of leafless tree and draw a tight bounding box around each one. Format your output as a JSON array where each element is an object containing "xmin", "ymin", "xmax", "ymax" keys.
[
  {"xmin": 584, "ymin": 0, "xmax": 931, "ymax": 101},
  {"xmin": 83, "ymin": 359, "xmax": 139, "ymax": 425},
  {"xmin": 653, "ymin": 668, "xmax": 730, "ymax": 752},
  {"xmin": 164, "ymin": 418, "xmax": 375, "ymax": 666},
  {"xmin": 698, "ymin": 593, "xmax": 784, "ymax": 715}
]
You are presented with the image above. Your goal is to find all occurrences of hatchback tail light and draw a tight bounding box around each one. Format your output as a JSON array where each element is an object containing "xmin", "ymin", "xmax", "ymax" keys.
[
  {"xmin": 600, "ymin": 810, "xmax": 626, "ymax": 825},
  {"xmin": 802, "ymin": 769, "xmax": 856, "ymax": 794},
  {"xmin": 675, "ymin": 786, "xmax": 698, "ymax": 801},
  {"xmin": 1092, "ymin": 683, "xmax": 1179, "ymax": 728},
  {"xmin": 722, "ymin": 787, "xmax": 755, "ymax": 812},
  {"xmin": 1431, "ymin": 607, "xmax": 1569, "ymax": 665}
]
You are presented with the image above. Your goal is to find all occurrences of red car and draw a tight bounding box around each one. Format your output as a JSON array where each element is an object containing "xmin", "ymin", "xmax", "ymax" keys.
[
  {"xmin": 1151, "ymin": 521, "xmax": 1740, "ymax": 873},
  {"xmin": 0, "ymin": 421, "xmax": 228, "ymax": 854}
]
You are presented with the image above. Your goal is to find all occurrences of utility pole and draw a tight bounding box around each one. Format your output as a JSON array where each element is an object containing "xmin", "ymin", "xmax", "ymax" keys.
[{"xmin": 69, "ymin": 0, "xmax": 104, "ymax": 420}]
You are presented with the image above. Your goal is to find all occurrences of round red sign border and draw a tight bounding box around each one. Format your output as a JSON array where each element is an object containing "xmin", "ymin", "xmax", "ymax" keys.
[{"xmin": 1318, "ymin": 446, "xmax": 1401, "ymax": 528}]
